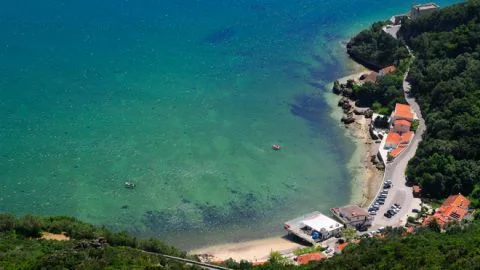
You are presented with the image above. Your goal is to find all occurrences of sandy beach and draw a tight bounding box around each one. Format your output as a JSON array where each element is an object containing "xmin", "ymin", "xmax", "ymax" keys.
[{"xmin": 190, "ymin": 236, "xmax": 302, "ymax": 262}]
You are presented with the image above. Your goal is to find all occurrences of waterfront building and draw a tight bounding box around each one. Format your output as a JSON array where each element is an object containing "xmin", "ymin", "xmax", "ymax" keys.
[
  {"xmin": 411, "ymin": 3, "xmax": 439, "ymax": 19},
  {"xmin": 331, "ymin": 205, "xmax": 372, "ymax": 229},
  {"xmin": 379, "ymin": 65, "xmax": 397, "ymax": 76},
  {"xmin": 384, "ymin": 131, "xmax": 414, "ymax": 149},
  {"xmin": 391, "ymin": 103, "xmax": 415, "ymax": 122},
  {"xmin": 392, "ymin": 119, "xmax": 411, "ymax": 133},
  {"xmin": 284, "ymin": 211, "xmax": 343, "ymax": 244}
]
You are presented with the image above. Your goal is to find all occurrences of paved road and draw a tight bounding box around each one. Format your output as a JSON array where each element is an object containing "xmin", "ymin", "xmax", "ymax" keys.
[{"xmin": 369, "ymin": 69, "xmax": 425, "ymax": 229}]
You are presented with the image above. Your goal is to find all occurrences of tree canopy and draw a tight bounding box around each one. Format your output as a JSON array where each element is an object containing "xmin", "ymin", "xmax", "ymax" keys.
[{"xmin": 401, "ymin": 0, "xmax": 480, "ymax": 203}]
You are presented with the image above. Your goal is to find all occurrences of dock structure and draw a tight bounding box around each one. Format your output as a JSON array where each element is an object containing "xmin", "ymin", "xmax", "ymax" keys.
[
  {"xmin": 331, "ymin": 205, "xmax": 372, "ymax": 229},
  {"xmin": 284, "ymin": 211, "xmax": 343, "ymax": 245}
]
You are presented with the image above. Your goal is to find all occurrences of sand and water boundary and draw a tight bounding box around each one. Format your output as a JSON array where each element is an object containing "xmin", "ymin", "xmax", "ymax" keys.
[{"xmin": 189, "ymin": 63, "xmax": 384, "ymax": 262}]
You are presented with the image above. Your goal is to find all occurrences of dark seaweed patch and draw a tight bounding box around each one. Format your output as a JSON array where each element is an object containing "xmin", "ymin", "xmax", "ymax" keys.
[
  {"xmin": 203, "ymin": 27, "xmax": 236, "ymax": 44},
  {"xmin": 289, "ymin": 94, "xmax": 327, "ymax": 132}
]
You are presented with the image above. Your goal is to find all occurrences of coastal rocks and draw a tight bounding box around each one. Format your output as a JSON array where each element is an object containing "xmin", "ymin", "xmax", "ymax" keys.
[
  {"xmin": 75, "ymin": 237, "xmax": 107, "ymax": 250},
  {"xmin": 353, "ymin": 108, "xmax": 373, "ymax": 118},
  {"xmin": 364, "ymin": 109, "xmax": 373, "ymax": 118},
  {"xmin": 341, "ymin": 114, "xmax": 355, "ymax": 124},
  {"xmin": 332, "ymin": 80, "xmax": 342, "ymax": 94},
  {"xmin": 338, "ymin": 97, "xmax": 351, "ymax": 112},
  {"xmin": 332, "ymin": 80, "xmax": 355, "ymax": 98}
]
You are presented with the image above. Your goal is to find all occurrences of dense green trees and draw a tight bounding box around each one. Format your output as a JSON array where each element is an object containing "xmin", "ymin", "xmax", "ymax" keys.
[
  {"xmin": 401, "ymin": 0, "xmax": 480, "ymax": 203},
  {"xmin": 347, "ymin": 22, "xmax": 407, "ymax": 70},
  {"xmin": 352, "ymin": 73, "xmax": 406, "ymax": 113}
]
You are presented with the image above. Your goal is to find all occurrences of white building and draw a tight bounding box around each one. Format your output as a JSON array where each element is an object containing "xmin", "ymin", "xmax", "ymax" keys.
[
  {"xmin": 284, "ymin": 211, "xmax": 343, "ymax": 244},
  {"xmin": 411, "ymin": 3, "xmax": 439, "ymax": 19}
]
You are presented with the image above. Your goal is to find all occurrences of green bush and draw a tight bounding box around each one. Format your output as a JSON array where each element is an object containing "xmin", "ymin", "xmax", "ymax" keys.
[{"xmin": 16, "ymin": 215, "xmax": 43, "ymax": 238}]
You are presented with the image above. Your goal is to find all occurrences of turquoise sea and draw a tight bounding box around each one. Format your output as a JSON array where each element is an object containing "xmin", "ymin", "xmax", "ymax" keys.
[{"xmin": 0, "ymin": 0, "xmax": 461, "ymax": 249}]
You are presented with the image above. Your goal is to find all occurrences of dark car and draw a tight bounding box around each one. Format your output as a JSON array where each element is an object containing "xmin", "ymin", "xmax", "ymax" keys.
[
  {"xmin": 384, "ymin": 212, "xmax": 392, "ymax": 218},
  {"xmin": 412, "ymin": 208, "xmax": 420, "ymax": 213},
  {"xmin": 358, "ymin": 226, "xmax": 368, "ymax": 232}
]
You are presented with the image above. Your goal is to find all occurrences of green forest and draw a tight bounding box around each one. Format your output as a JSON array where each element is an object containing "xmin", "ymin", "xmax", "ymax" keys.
[
  {"xmin": 346, "ymin": 22, "xmax": 409, "ymax": 70},
  {"xmin": 401, "ymin": 0, "xmax": 480, "ymax": 204}
]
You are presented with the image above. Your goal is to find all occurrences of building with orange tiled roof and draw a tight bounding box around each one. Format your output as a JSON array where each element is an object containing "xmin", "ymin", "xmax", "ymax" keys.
[
  {"xmin": 379, "ymin": 65, "xmax": 397, "ymax": 76},
  {"xmin": 391, "ymin": 103, "xmax": 414, "ymax": 122},
  {"xmin": 392, "ymin": 119, "xmax": 411, "ymax": 133},
  {"xmin": 296, "ymin": 252, "xmax": 326, "ymax": 265},
  {"xmin": 364, "ymin": 72, "xmax": 378, "ymax": 83},
  {"xmin": 423, "ymin": 194, "xmax": 471, "ymax": 229},
  {"xmin": 385, "ymin": 131, "xmax": 413, "ymax": 149},
  {"xmin": 389, "ymin": 144, "xmax": 407, "ymax": 158},
  {"xmin": 336, "ymin": 242, "xmax": 349, "ymax": 253},
  {"xmin": 412, "ymin": 185, "xmax": 422, "ymax": 198}
]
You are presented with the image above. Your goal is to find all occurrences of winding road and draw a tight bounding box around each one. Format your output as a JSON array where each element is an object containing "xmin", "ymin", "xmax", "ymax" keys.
[{"xmin": 369, "ymin": 64, "xmax": 426, "ymax": 229}]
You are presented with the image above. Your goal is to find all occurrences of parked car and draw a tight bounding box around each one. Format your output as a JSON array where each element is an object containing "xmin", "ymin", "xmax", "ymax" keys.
[
  {"xmin": 384, "ymin": 212, "xmax": 392, "ymax": 218},
  {"xmin": 358, "ymin": 226, "xmax": 368, "ymax": 232},
  {"xmin": 369, "ymin": 211, "xmax": 377, "ymax": 215},
  {"xmin": 412, "ymin": 208, "xmax": 420, "ymax": 213}
]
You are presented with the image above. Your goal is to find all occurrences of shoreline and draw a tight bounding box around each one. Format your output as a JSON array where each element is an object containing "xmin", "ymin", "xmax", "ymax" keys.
[
  {"xmin": 324, "ymin": 67, "xmax": 384, "ymax": 207},
  {"xmin": 190, "ymin": 236, "xmax": 302, "ymax": 263},
  {"xmin": 189, "ymin": 64, "xmax": 383, "ymax": 262}
]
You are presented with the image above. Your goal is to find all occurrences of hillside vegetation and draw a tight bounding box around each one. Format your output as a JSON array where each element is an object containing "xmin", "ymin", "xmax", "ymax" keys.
[
  {"xmin": 401, "ymin": 0, "xmax": 480, "ymax": 204},
  {"xmin": 346, "ymin": 22, "xmax": 409, "ymax": 70},
  {"xmin": 0, "ymin": 214, "xmax": 199, "ymax": 269}
]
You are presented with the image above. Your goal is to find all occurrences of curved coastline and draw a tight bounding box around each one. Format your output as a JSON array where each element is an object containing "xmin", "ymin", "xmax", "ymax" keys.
[
  {"xmin": 189, "ymin": 60, "xmax": 381, "ymax": 262},
  {"xmin": 323, "ymin": 62, "xmax": 384, "ymax": 207}
]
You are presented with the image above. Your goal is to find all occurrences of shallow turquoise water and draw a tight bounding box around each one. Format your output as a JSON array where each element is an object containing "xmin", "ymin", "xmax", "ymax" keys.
[{"xmin": 0, "ymin": 0, "xmax": 462, "ymax": 248}]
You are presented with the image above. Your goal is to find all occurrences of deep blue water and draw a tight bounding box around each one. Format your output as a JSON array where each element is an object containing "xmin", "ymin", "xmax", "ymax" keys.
[{"xmin": 0, "ymin": 0, "xmax": 463, "ymax": 248}]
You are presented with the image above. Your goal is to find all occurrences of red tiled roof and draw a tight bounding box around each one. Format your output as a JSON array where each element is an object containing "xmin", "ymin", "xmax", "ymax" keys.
[
  {"xmin": 443, "ymin": 194, "xmax": 470, "ymax": 209},
  {"xmin": 336, "ymin": 242, "xmax": 349, "ymax": 252},
  {"xmin": 386, "ymin": 132, "xmax": 401, "ymax": 145},
  {"xmin": 394, "ymin": 119, "xmax": 412, "ymax": 127},
  {"xmin": 423, "ymin": 193, "xmax": 470, "ymax": 228},
  {"xmin": 296, "ymin": 252, "xmax": 326, "ymax": 265},
  {"xmin": 406, "ymin": 227, "xmax": 415, "ymax": 233},
  {"xmin": 401, "ymin": 131, "xmax": 414, "ymax": 143},
  {"xmin": 390, "ymin": 145, "xmax": 406, "ymax": 157},
  {"xmin": 364, "ymin": 72, "xmax": 378, "ymax": 83},
  {"xmin": 380, "ymin": 65, "xmax": 397, "ymax": 74},
  {"xmin": 413, "ymin": 185, "xmax": 421, "ymax": 193},
  {"xmin": 393, "ymin": 103, "xmax": 414, "ymax": 120}
]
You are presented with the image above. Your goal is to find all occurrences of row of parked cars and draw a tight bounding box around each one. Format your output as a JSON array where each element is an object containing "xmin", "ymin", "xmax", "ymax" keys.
[
  {"xmin": 368, "ymin": 180, "xmax": 392, "ymax": 215},
  {"xmin": 384, "ymin": 203, "xmax": 402, "ymax": 218}
]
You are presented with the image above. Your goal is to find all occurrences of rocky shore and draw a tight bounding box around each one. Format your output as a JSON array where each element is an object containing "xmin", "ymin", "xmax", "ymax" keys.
[{"xmin": 329, "ymin": 71, "xmax": 384, "ymax": 207}]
